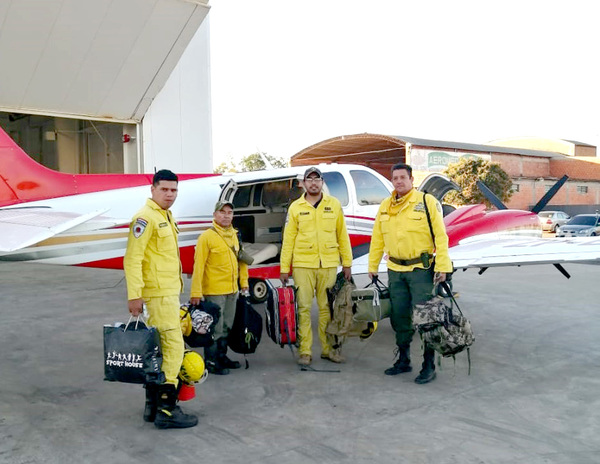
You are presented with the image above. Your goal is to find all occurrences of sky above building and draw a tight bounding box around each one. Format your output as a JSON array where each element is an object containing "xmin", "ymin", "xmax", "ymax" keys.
[{"xmin": 209, "ymin": 0, "xmax": 599, "ymax": 167}]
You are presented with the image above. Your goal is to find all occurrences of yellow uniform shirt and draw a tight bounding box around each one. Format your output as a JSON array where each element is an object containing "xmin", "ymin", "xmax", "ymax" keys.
[
  {"xmin": 368, "ymin": 188, "xmax": 453, "ymax": 274},
  {"xmin": 190, "ymin": 222, "xmax": 249, "ymax": 299},
  {"xmin": 123, "ymin": 199, "xmax": 183, "ymax": 300},
  {"xmin": 280, "ymin": 193, "xmax": 353, "ymax": 273}
]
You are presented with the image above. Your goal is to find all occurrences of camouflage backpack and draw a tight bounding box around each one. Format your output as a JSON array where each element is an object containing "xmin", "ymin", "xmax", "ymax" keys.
[{"xmin": 413, "ymin": 282, "xmax": 474, "ymax": 370}]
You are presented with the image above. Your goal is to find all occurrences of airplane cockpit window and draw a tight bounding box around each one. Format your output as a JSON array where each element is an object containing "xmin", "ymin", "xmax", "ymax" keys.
[
  {"xmin": 350, "ymin": 170, "xmax": 389, "ymax": 206},
  {"xmin": 322, "ymin": 172, "xmax": 349, "ymax": 206},
  {"xmin": 232, "ymin": 185, "xmax": 252, "ymax": 208}
]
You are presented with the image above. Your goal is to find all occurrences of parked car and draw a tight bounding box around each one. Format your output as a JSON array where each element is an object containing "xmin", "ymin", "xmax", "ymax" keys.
[
  {"xmin": 555, "ymin": 214, "xmax": 600, "ymax": 237},
  {"xmin": 538, "ymin": 210, "xmax": 570, "ymax": 232}
]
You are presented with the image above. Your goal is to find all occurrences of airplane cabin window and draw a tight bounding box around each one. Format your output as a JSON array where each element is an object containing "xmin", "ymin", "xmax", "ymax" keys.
[
  {"xmin": 232, "ymin": 185, "xmax": 252, "ymax": 208},
  {"xmin": 350, "ymin": 170, "xmax": 389, "ymax": 206},
  {"xmin": 262, "ymin": 180, "xmax": 291, "ymax": 208},
  {"xmin": 322, "ymin": 172, "xmax": 349, "ymax": 206}
]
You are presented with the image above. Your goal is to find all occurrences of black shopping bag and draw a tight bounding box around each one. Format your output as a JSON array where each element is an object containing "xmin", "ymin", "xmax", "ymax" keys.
[{"xmin": 104, "ymin": 317, "xmax": 164, "ymax": 384}]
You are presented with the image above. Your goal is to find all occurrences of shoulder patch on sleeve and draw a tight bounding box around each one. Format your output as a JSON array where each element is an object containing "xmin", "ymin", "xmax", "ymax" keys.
[{"xmin": 132, "ymin": 218, "xmax": 148, "ymax": 238}]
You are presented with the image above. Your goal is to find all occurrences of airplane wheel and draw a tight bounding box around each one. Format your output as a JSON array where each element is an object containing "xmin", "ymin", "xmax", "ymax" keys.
[{"xmin": 249, "ymin": 278, "xmax": 268, "ymax": 304}]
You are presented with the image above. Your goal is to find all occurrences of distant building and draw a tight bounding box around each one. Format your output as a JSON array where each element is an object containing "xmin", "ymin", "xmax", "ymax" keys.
[{"xmin": 291, "ymin": 133, "xmax": 600, "ymax": 213}]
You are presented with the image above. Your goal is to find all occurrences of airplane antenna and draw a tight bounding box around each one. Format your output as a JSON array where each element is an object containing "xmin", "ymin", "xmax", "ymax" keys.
[
  {"xmin": 258, "ymin": 152, "xmax": 274, "ymax": 170},
  {"xmin": 531, "ymin": 175, "xmax": 569, "ymax": 214}
]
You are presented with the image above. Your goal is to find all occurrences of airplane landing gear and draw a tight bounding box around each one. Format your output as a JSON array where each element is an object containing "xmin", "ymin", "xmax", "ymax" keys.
[{"xmin": 249, "ymin": 278, "xmax": 268, "ymax": 303}]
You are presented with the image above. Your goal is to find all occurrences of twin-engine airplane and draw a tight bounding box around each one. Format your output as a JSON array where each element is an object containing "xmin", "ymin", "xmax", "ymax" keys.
[{"xmin": 2, "ymin": 126, "xmax": 600, "ymax": 301}]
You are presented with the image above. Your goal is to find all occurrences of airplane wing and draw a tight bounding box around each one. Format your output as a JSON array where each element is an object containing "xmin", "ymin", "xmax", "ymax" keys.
[
  {"xmin": 449, "ymin": 236, "xmax": 600, "ymax": 269},
  {"xmin": 350, "ymin": 236, "xmax": 600, "ymax": 276},
  {"xmin": 0, "ymin": 207, "xmax": 109, "ymax": 252}
]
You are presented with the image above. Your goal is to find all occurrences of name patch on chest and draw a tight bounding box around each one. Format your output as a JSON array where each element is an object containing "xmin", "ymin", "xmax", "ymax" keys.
[
  {"xmin": 159, "ymin": 222, "xmax": 168, "ymax": 228},
  {"xmin": 299, "ymin": 211, "xmax": 310, "ymax": 216}
]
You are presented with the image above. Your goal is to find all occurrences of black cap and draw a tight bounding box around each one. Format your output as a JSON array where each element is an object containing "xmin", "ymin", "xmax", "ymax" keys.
[{"xmin": 303, "ymin": 167, "xmax": 322, "ymax": 179}]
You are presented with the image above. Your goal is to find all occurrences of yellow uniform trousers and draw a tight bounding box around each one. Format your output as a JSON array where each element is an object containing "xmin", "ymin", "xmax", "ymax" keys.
[
  {"xmin": 146, "ymin": 295, "xmax": 184, "ymax": 386},
  {"xmin": 293, "ymin": 267, "xmax": 337, "ymax": 357}
]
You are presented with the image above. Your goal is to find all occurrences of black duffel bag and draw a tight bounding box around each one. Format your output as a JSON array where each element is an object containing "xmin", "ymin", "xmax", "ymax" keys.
[{"xmin": 228, "ymin": 294, "xmax": 263, "ymax": 355}]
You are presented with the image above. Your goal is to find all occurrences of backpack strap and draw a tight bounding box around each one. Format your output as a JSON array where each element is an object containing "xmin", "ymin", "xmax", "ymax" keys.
[
  {"xmin": 439, "ymin": 281, "xmax": 465, "ymax": 317},
  {"xmin": 210, "ymin": 227, "xmax": 240, "ymax": 259},
  {"xmin": 422, "ymin": 192, "xmax": 435, "ymax": 242}
]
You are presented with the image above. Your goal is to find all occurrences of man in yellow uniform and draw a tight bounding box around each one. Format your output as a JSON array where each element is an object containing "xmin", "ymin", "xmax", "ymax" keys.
[
  {"xmin": 190, "ymin": 201, "xmax": 249, "ymax": 375},
  {"xmin": 124, "ymin": 169, "xmax": 197, "ymax": 429},
  {"xmin": 280, "ymin": 167, "xmax": 353, "ymax": 367},
  {"xmin": 369, "ymin": 162, "xmax": 453, "ymax": 384}
]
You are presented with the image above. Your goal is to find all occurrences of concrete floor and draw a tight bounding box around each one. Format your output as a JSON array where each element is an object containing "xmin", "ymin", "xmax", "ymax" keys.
[{"xmin": 0, "ymin": 261, "xmax": 599, "ymax": 464}]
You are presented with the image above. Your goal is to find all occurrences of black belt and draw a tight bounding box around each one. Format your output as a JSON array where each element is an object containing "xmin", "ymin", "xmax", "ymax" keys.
[{"xmin": 388, "ymin": 252, "xmax": 432, "ymax": 267}]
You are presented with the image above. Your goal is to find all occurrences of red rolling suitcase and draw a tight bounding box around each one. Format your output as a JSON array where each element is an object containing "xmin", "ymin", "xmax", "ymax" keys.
[{"xmin": 265, "ymin": 281, "xmax": 297, "ymax": 347}]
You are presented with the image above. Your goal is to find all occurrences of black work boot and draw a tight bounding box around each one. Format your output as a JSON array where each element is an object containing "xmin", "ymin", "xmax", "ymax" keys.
[
  {"xmin": 143, "ymin": 383, "xmax": 159, "ymax": 422},
  {"xmin": 217, "ymin": 338, "xmax": 241, "ymax": 369},
  {"xmin": 414, "ymin": 345, "xmax": 436, "ymax": 384},
  {"xmin": 154, "ymin": 384, "xmax": 198, "ymax": 429},
  {"xmin": 384, "ymin": 344, "xmax": 412, "ymax": 375},
  {"xmin": 204, "ymin": 342, "xmax": 230, "ymax": 375}
]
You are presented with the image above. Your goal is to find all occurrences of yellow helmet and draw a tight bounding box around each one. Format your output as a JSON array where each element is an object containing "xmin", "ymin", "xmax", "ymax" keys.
[
  {"xmin": 180, "ymin": 306, "xmax": 192, "ymax": 337},
  {"xmin": 359, "ymin": 321, "xmax": 378, "ymax": 340},
  {"xmin": 179, "ymin": 350, "xmax": 207, "ymax": 384}
]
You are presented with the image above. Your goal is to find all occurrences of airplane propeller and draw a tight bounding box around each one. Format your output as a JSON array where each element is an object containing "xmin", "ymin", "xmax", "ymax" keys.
[
  {"xmin": 476, "ymin": 174, "xmax": 571, "ymax": 279},
  {"xmin": 476, "ymin": 174, "xmax": 569, "ymax": 213}
]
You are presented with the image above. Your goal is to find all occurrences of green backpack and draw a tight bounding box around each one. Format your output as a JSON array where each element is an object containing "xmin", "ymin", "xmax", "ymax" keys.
[{"xmin": 326, "ymin": 272, "xmax": 377, "ymax": 352}]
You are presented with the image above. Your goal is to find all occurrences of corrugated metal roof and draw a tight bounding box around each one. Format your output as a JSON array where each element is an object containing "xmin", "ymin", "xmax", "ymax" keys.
[
  {"xmin": 392, "ymin": 135, "xmax": 561, "ymax": 158},
  {"xmin": 0, "ymin": 0, "xmax": 209, "ymax": 122}
]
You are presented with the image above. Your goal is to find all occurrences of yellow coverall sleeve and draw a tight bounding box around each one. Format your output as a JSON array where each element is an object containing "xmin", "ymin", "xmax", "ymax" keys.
[
  {"xmin": 336, "ymin": 204, "xmax": 353, "ymax": 267},
  {"xmin": 239, "ymin": 261, "xmax": 249, "ymax": 289},
  {"xmin": 236, "ymin": 233, "xmax": 250, "ymax": 288},
  {"xmin": 280, "ymin": 210, "xmax": 299, "ymax": 274},
  {"xmin": 425, "ymin": 194, "xmax": 453, "ymax": 273},
  {"xmin": 123, "ymin": 218, "xmax": 154, "ymax": 301},
  {"xmin": 368, "ymin": 205, "xmax": 386, "ymax": 274},
  {"xmin": 190, "ymin": 234, "xmax": 210, "ymax": 299}
]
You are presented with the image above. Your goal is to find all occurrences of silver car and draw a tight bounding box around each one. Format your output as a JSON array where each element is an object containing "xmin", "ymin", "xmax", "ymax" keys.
[
  {"xmin": 555, "ymin": 214, "xmax": 600, "ymax": 237},
  {"xmin": 538, "ymin": 211, "xmax": 570, "ymax": 232}
]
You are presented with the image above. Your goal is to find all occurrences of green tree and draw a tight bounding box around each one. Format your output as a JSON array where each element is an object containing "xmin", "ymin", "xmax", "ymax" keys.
[
  {"xmin": 238, "ymin": 152, "xmax": 288, "ymax": 171},
  {"xmin": 213, "ymin": 159, "xmax": 237, "ymax": 174},
  {"xmin": 443, "ymin": 157, "xmax": 513, "ymax": 208},
  {"xmin": 214, "ymin": 152, "xmax": 288, "ymax": 173}
]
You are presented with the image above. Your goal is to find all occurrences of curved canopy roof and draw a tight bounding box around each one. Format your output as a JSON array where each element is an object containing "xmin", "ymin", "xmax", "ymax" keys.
[
  {"xmin": 0, "ymin": 0, "xmax": 209, "ymax": 122},
  {"xmin": 291, "ymin": 133, "xmax": 562, "ymax": 180}
]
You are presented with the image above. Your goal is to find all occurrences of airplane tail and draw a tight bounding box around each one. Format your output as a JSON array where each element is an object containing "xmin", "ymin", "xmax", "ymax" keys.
[
  {"xmin": 0, "ymin": 126, "xmax": 215, "ymax": 208},
  {"xmin": 0, "ymin": 126, "xmax": 78, "ymax": 207}
]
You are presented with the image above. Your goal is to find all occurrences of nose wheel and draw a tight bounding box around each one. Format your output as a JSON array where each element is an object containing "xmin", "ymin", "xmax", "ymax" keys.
[{"xmin": 249, "ymin": 278, "xmax": 268, "ymax": 303}]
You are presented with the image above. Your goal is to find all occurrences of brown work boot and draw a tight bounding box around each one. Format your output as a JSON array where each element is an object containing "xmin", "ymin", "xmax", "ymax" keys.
[
  {"xmin": 321, "ymin": 351, "xmax": 345, "ymax": 363},
  {"xmin": 297, "ymin": 354, "xmax": 312, "ymax": 366}
]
